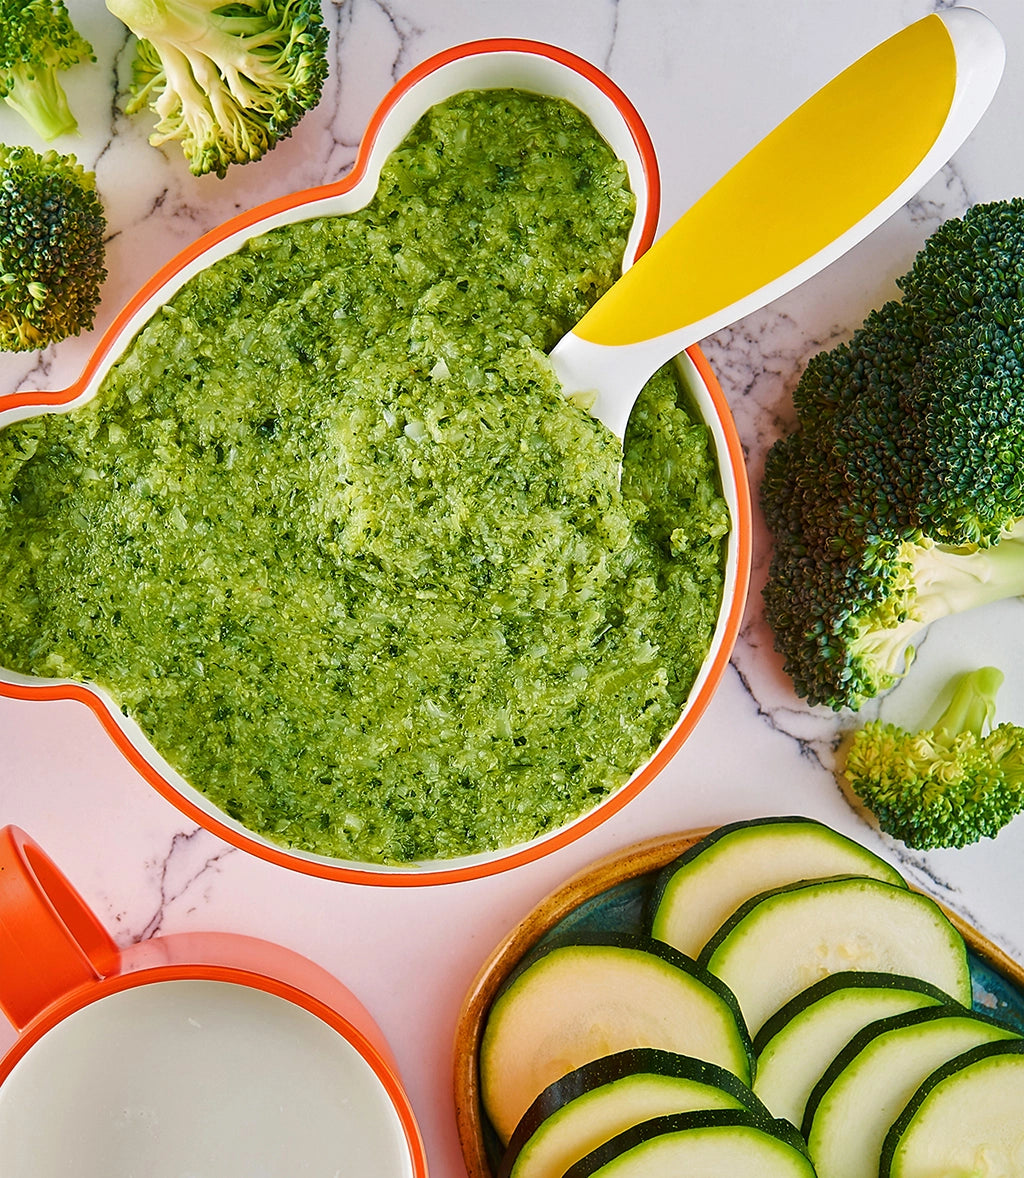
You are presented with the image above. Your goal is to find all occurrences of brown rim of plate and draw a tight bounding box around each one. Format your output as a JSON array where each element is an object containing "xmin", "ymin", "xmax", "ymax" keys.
[{"xmin": 451, "ymin": 826, "xmax": 1024, "ymax": 1178}]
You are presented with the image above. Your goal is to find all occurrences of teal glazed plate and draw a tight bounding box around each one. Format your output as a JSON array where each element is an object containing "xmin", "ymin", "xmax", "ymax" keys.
[{"xmin": 452, "ymin": 828, "xmax": 1024, "ymax": 1178}]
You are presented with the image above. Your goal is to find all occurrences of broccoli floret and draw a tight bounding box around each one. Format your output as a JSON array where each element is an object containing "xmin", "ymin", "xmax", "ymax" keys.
[
  {"xmin": 0, "ymin": 144, "xmax": 107, "ymax": 351},
  {"xmin": 0, "ymin": 0, "xmax": 94, "ymax": 141},
  {"xmin": 844, "ymin": 666, "xmax": 1024, "ymax": 849},
  {"xmin": 762, "ymin": 199, "xmax": 1024, "ymax": 710},
  {"xmin": 106, "ymin": 0, "xmax": 329, "ymax": 178}
]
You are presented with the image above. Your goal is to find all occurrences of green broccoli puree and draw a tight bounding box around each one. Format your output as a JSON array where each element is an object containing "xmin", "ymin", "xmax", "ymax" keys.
[{"xmin": 0, "ymin": 90, "xmax": 729, "ymax": 864}]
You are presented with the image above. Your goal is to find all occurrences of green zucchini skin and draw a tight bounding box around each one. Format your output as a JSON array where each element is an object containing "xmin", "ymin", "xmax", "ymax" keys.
[
  {"xmin": 801, "ymin": 1003, "xmax": 1021, "ymax": 1178},
  {"xmin": 506, "ymin": 1047, "xmax": 767, "ymax": 1140},
  {"xmin": 752, "ymin": 970, "xmax": 953, "ymax": 1057},
  {"xmin": 492, "ymin": 930, "xmax": 751, "ymax": 1054},
  {"xmin": 698, "ymin": 875, "xmax": 972, "ymax": 1035},
  {"xmin": 802, "ymin": 1003, "xmax": 1020, "ymax": 1137},
  {"xmin": 647, "ymin": 816, "xmax": 905, "ymax": 960},
  {"xmin": 751, "ymin": 971, "xmax": 953, "ymax": 1127},
  {"xmin": 560, "ymin": 1109, "xmax": 815, "ymax": 1177},
  {"xmin": 879, "ymin": 1039, "xmax": 1024, "ymax": 1178},
  {"xmin": 497, "ymin": 930, "xmax": 698, "ymax": 983},
  {"xmin": 480, "ymin": 931, "xmax": 755, "ymax": 1145},
  {"xmin": 497, "ymin": 1049, "xmax": 771, "ymax": 1178},
  {"xmin": 647, "ymin": 817, "xmax": 829, "ymax": 909}
]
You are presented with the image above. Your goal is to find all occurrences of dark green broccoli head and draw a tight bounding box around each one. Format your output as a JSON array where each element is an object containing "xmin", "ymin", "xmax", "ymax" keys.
[
  {"xmin": 899, "ymin": 197, "xmax": 1024, "ymax": 317},
  {"xmin": 0, "ymin": 144, "xmax": 107, "ymax": 352},
  {"xmin": 762, "ymin": 199, "xmax": 1024, "ymax": 710},
  {"xmin": 844, "ymin": 666, "xmax": 1024, "ymax": 849},
  {"xmin": 0, "ymin": 0, "xmax": 94, "ymax": 140},
  {"xmin": 106, "ymin": 0, "xmax": 329, "ymax": 178},
  {"xmin": 911, "ymin": 309, "xmax": 1024, "ymax": 545}
]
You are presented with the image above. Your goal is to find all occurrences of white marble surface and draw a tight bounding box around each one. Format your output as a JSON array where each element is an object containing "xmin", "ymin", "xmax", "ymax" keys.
[{"xmin": 2, "ymin": 1, "xmax": 1024, "ymax": 1173}]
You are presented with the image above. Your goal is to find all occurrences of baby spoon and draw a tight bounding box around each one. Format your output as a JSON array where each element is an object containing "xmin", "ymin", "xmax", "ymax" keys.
[{"xmin": 550, "ymin": 8, "xmax": 1005, "ymax": 441}]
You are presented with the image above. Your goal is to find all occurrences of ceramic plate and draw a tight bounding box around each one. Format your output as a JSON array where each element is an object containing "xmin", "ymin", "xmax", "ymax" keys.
[{"xmin": 452, "ymin": 828, "xmax": 1024, "ymax": 1178}]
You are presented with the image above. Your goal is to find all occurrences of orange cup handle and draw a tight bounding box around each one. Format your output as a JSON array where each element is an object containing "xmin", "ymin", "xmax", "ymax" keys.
[{"xmin": 0, "ymin": 826, "xmax": 119, "ymax": 1031}]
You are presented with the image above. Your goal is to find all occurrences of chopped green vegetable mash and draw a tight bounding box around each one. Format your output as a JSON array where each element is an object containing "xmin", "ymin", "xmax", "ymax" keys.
[{"xmin": 0, "ymin": 90, "xmax": 729, "ymax": 864}]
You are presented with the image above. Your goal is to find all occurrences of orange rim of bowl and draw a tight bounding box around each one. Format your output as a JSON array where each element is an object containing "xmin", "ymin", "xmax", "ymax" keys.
[{"xmin": 0, "ymin": 39, "xmax": 751, "ymax": 886}]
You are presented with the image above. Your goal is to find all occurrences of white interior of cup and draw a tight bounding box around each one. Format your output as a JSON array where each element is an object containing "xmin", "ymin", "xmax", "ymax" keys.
[
  {"xmin": 0, "ymin": 44, "xmax": 745, "ymax": 879},
  {"xmin": 0, "ymin": 979, "xmax": 414, "ymax": 1177}
]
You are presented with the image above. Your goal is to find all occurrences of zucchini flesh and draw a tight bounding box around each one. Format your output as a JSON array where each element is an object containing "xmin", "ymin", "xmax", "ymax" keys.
[
  {"xmin": 701, "ymin": 876, "xmax": 971, "ymax": 1035},
  {"xmin": 479, "ymin": 935, "xmax": 752, "ymax": 1144},
  {"xmin": 753, "ymin": 972, "xmax": 947, "ymax": 1126},
  {"xmin": 650, "ymin": 817, "xmax": 905, "ymax": 959},
  {"xmin": 880, "ymin": 1040, "xmax": 1024, "ymax": 1178},
  {"xmin": 501, "ymin": 1065, "xmax": 755, "ymax": 1178},
  {"xmin": 804, "ymin": 1006, "xmax": 1020, "ymax": 1178},
  {"xmin": 561, "ymin": 1109, "xmax": 816, "ymax": 1177}
]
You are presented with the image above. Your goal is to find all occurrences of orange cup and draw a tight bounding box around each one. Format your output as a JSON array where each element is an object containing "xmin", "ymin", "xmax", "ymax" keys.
[{"xmin": 0, "ymin": 826, "xmax": 428, "ymax": 1175}]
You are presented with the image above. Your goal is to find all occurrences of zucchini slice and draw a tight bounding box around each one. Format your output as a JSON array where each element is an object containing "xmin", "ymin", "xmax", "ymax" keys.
[
  {"xmin": 560, "ymin": 1109, "xmax": 816, "ymax": 1177},
  {"xmin": 479, "ymin": 933, "xmax": 753, "ymax": 1144},
  {"xmin": 499, "ymin": 1049, "xmax": 768, "ymax": 1178},
  {"xmin": 700, "ymin": 875, "xmax": 971, "ymax": 1035},
  {"xmin": 752, "ymin": 971, "xmax": 950, "ymax": 1127},
  {"xmin": 650, "ymin": 816, "xmax": 905, "ymax": 959},
  {"xmin": 803, "ymin": 1005, "xmax": 1020, "ymax": 1178},
  {"xmin": 880, "ymin": 1039, "xmax": 1024, "ymax": 1178}
]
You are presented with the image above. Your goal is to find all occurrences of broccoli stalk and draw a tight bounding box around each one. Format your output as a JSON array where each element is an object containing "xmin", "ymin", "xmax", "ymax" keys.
[
  {"xmin": 761, "ymin": 199, "xmax": 1024, "ymax": 710},
  {"xmin": 0, "ymin": 144, "xmax": 107, "ymax": 352},
  {"xmin": 844, "ymin": 667, "xmax": 1024, "ymax": 850},
  {"xmin": 846, "ymin": 522, "xmax": 1024, "ymax": 697},
  {"xmin": 105, "ymin": 0, "xmax": 329, "ymax": 177},
  {"xmin": 0, "ymin": 0, "xmax": 94, "ymax": 141}
]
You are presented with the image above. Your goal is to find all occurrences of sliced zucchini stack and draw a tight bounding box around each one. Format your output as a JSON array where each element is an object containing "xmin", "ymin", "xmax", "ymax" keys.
[
  {"xmin": 476, "ymin": 816, "xmax": 1020, "ymax": 1178},
  {"xmin": 498, "ymin": 1050, "xmax": 770, "ymax": 1178},
  {"xmin": 804, "ymin": 1004, "xmax": 1020, "ymax": 1178},
  {"xmin": 650, "ymin": 816, "xmax": 905, "ymax": 959},
  {"xmin": 699, "ymin": 874, "xmax": 971, "ymax": 1035},
  {"xmin": 880, "ymin": 1040, "xmax": 1024, "ymax": 1178},
  {"xmin": 479, "ymin": 932, "xmax": 753, "ymax": 1144},
  {"xmin": 560, "ymin": 1110, "xmax": 816, "ymax": 1177},
  {"xmin": 752, "ymin": 971, "xmax": 950, "ymax": 1127}
]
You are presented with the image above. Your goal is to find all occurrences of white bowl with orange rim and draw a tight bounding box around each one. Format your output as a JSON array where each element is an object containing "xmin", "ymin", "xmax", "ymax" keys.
[{"xmin": 0, "ymin": 40, "xmax": 751, "ymax": 886}]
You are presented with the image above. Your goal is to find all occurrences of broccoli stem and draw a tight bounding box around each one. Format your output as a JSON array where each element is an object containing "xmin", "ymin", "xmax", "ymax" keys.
[
  {"xmin": 110, "ymin": 0, "xmax": 299, "ymax": 106},
  {"xmin": 855, "ymin": 520, "xmax": 1024, "ymax": 683},
  {"xmin": 107, "ymin": 0, "xmax": 285, "ymax": 60},
  {"xmin": 935, "ymin": 666, "xmax": 1003, "ymax": 740},
  {"xmin": 911, "ymin": 520, "xmax": 1024, "ymax": 619},
  {"xmin": 3, "ymin": 64, "xmax": 78, "ymax": 141},
  {"xmin": 106, "ymin": 0, "xmax": 222, "ymax": 40}
]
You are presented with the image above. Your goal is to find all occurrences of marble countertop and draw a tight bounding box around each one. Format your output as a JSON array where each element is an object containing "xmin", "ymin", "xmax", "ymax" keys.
[{"xmin": 3, "ymin": 1, "xmax": 1024, "ymax": 1173}]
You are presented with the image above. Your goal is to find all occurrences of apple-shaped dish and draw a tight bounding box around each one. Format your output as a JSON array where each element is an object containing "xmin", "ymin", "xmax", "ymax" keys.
[{"xmin": 0, "ymin": 40, "xmax": 750, "ymax": 885}]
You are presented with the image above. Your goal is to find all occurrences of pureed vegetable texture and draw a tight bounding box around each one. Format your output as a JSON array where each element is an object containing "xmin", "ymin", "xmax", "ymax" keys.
[{"xmin": 0, "ymin": 91, "xmax": 728, "ymax": 864}]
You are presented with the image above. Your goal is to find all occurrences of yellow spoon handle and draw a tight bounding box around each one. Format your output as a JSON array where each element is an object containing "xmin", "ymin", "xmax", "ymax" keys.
[
  {"xmin": 553, "ymin": 9, "xmax": 1004, "ymax": 440},
  {"xmin": 577, "ymin": 11, "xmax": 995, "ymax": 348}
]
